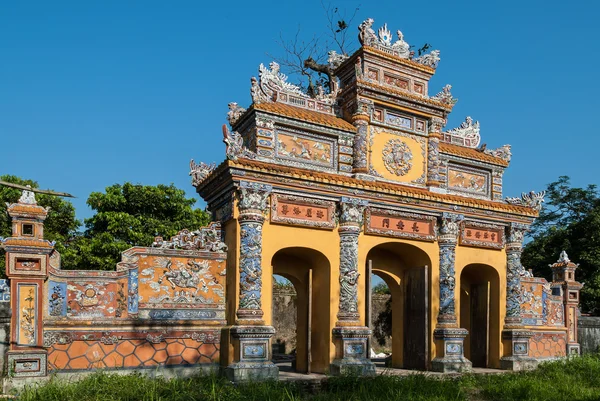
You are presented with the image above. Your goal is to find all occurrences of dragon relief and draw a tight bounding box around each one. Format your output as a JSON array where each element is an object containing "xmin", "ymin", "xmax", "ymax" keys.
[{"xmin": 139, "ymin": 256, "xmax": 224, "ymax": 305}]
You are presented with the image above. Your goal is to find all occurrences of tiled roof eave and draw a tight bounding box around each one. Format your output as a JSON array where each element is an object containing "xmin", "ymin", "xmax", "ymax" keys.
[{"xmin": 224, "ymin": 158, "xmax": 537, "ymax": 218}]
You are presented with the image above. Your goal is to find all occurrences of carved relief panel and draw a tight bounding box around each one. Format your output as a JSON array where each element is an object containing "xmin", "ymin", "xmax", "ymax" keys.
[
  {"xmin": 274, "ymin": 128, "xmax": 337, "ymax": 171},
  {"xmin": 446, "ymin": 164, "xmax": 491, "ymax": 198}
]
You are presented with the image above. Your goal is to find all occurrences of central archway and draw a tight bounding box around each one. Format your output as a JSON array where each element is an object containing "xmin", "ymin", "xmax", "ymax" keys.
[
  {"xmin": 271, "ymin": 247, "xmax": 331, "ymax": 374},
  {"xmin": 366, "ymin": 242, "xmax": 432, "ymax": 370}
]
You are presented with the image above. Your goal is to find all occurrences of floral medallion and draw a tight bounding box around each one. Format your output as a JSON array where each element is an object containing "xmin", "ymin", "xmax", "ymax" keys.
[{"xmin": 382, "ymin": 139, "xmax": 413, "ymax": 176}]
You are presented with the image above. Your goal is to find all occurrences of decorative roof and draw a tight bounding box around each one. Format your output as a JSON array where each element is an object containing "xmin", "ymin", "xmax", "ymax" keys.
[
  {"xmin": 357, "ymin": 79, "xmax": 454, "ymax": 111},
  {"xmin": 2, "ymin": 238, "xmax": 53, "ymax": 248},
  {"xmin": 439, "ymin": 142, "xmax": 509, "ymax": 166},
  {"xmin": 252, "ymin": 103, "xmax": 355, "ymax": 131},
  {"xmin": 443, "ymin": 117, "xmax": 481, "ymax": 148},
  {"xmin": 250, "ymin": 61, "xmax": 337, "ymax": 113},
  {"xmin": 204, "ymin": 158, "xmax": 538, "ymax": 217},
  {"xmin": 357, "ymin": 18, "xmax": 440, "ymax": 68}
]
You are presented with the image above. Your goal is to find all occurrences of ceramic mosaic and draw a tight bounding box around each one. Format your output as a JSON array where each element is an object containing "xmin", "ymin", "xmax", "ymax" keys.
[{"xmin": 521, "ymin": 277, "xmax": 564, "ymax": 327}]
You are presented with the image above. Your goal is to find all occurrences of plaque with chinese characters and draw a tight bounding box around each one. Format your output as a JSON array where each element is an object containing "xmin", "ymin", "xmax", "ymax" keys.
[
  {"xmin": 365, "ymin": 208, "xmax": 437, "ymax": 241},
  {"xmin": 270, "ymin": 194, "xmax": 336, "ymax": 230},
  {"xmin": 460, "ymin": 221, "xmax": 505, "ymax": 249}
]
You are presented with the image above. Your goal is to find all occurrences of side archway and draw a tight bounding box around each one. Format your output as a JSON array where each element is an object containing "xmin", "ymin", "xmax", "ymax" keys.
[
  {"xmin": 271, "ymin": 247, "xmax": 331, "ymax": 374},
  {"xmin": 459, "ymin": 263, "xmax": 501, "ymax": 368}
]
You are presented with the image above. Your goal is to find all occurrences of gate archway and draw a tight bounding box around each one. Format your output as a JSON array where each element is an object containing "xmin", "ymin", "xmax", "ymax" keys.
[
  {"xmin": 366, "ymin": 242, "xmax": 432, "ymax": 370},
  {"xmin": 271, "ymin": 247, "xmax": 331, "ymax": 374},
  {"xmin": 459, "ymin": 263, "xmax": 501, "ymax": 368}
]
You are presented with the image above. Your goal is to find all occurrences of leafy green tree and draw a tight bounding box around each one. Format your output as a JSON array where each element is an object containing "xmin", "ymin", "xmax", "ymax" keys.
[
  {"xmin": 0, "ymin": 175, "xmax": 80, "ymax": 276},
  {"xmin": 63, "ymin": 183, "xmax": 211, "ymax": 271},
  {"xmin": 522, "ymin": 176, "xmax": 600, "ymax": 314}
]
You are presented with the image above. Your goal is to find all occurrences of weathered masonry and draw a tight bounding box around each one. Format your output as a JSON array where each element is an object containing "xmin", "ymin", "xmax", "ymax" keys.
[{"xmin": 1, "ymin": 18, "xmax": 582, "ymax": 382}]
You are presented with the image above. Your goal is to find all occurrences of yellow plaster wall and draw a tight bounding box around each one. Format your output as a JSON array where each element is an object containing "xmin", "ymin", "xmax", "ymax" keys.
[
  {"xmin": 369, "ymin": 128, "xmax": 427, "ymax": 184},
  {"xmin": 224, "ymin": 195, "xmax": 509, "ymax": 371},
  {"xmin": 358, "ymin": 235, "xmax": 439, "ymax": 366}
]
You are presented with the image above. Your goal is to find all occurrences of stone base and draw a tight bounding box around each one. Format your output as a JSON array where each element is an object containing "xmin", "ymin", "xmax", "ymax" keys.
[
  {"xmin": 330, "ymin": 326, "xmax": 375, "ymax": 376},
  {"xmin": 223, "ymin": 361, "xmax": 279, "ymax": 382},
  {"xmin": 225, "ymin": 325, "xmax": 279, "ymax": 382},
  {"xmin": 500, "ymin": 328, "xmax": 537, "ymax": 371},
  {"xmin": 500, "ymin": 356, "xmax": 538, "ymax": 371},
  {"xmin": 567, "ymin": 343, "xmax": 581, "ymax": 356},
  {"xmin": 431, "ymin": 327, "xmax": 472, "ymax": 373},
  {"xmin": 431, "ymin": 356, "xmax": 472, "ymax": 373},
  {"xmin": 7, "ymin": 350, "xmax": 47, "ymax": 378},
  {"xmin": 330, "ymin": 359, "xmax": 376, "ymax": 376}
]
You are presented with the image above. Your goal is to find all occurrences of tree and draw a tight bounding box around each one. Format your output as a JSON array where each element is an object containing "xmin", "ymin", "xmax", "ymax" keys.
[
  {"xmin": 62, "ymin": 183, "xmax": 211, "ymax": 271},
  {"xmin": 0, "ymin": 175, "xmax": 80, "ymax": 277},
  {"xmin": 271, "ymin": 1, "xmax": 360, "ymax": 96},
  {"xmin": 522, "ymin": 176, "xmax": 600, "ymax": 314}
]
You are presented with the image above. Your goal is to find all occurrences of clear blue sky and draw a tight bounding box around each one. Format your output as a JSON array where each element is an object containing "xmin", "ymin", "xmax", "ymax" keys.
[{"xmin": 1, "ymin": 0, "xmax": 598, "ymax": 221}]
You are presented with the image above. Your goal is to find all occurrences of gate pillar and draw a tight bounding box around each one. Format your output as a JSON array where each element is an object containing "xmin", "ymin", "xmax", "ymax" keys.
[
  {"xmin": 2, "ymin": 188, "xmax": 51, "ymax": 377},
  {"xmin": 500, "ymin": 223, "xmax": 537, "ymax": 370},
  {"xmin": 550, "ymin": 251, "xmax": 582, "ymax": 356},
  {"xmin": 224, "ymin": 181, "xmax": 278, "ymax": 382},
  {"xmin": 432, "ymin": 213, "xmax": 472, "ymax": 372},
  {"xmin": 330, "ymin": 198, "xmax": 375, "ymax": 376}
]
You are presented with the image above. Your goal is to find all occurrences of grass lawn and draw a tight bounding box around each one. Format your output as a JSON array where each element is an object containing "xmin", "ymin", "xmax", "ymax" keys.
[{"xmin": 14, "ymin": 355, "xmax": 600, "ymax": 401}]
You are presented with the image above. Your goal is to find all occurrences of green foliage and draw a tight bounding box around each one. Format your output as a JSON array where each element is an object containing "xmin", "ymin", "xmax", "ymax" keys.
[
  {"xmin": 1, "ymin": 178, "xmax": 210, "ymax": 273},
  {"xmin": 372, "ymin": 282, "xmax": 391, "ymax": 295},
  {"xmin": 373, "ymin": 296, "xmax": 392, "ymax": 347},
  {"xmin": 522, "ymin": 176, "xmax": 600, "ymax": 313},
  {"xmin": 0, "ymin": 175, "xmax": 79, "ymax": 277},
  {"xmin": 17, "ymin": 355, "xmax": 600, "ymax": 400},
  {"xmin": 63, "ymin": 183, "xmax": 210, "ymax": 271}
]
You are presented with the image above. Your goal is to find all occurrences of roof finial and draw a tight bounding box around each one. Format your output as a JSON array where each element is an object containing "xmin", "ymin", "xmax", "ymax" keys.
[
  {"xmin": 19, "ymin": 186, "xmax": 37, "ymax": 205},
  {"xmin": 558, "ymin": 250, "xmax": 570, "ymax": 264}
]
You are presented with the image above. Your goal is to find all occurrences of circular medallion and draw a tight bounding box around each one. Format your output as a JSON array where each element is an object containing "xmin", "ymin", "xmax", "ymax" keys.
[
  {"xmin": 382, "ymin": 139, "xmax": 413, "ymax": 176},
  {"xmin": 84, "ymin": 288, "xmax": 97, "ymax": 298}
]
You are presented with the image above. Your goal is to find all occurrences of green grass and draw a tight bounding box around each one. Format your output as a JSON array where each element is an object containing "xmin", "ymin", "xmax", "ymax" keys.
[{"xmin": 14, "ymin": 355, "xmax": 600, "ymax": 401}]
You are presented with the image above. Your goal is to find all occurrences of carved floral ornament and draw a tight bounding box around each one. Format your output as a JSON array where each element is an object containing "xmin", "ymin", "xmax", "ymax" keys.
[
  {"xmin": 338, "ymin": 197, "xmax": 368, "ymax": 226},
  {"xmin": 237, "ymin": 181, "xmax": 272, "ymax": 213},
  {"xmin": 382, "ymin": 138, "xmax": 413, "ymax": 176},
  {"xmin": 506, "ymin": 222, "xmax": 529, "ymax": 245},
  {"xmin": 439, "ymin": 213, "xmax": 464, "ymax": 240}
]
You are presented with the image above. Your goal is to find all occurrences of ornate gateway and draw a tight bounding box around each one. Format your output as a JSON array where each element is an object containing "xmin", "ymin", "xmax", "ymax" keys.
[{"xmin": 1, "ymin": 17, "xmax": 577, "ymax": 385}]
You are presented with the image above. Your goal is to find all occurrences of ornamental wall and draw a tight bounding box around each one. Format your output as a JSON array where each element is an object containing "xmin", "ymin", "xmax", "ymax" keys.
[{"xmin": 1, "ymin": 193, "xmax": 228, "ymax": 378}]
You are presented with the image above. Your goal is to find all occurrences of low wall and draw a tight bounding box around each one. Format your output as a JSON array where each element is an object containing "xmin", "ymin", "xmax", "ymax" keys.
[
  {"xmin": 4, "ymin": 226, "xmax": 228, "ymax": 378},
  {"xmin": 579, "ymin": 316, "xmax": 600, "ymax": 354}
]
